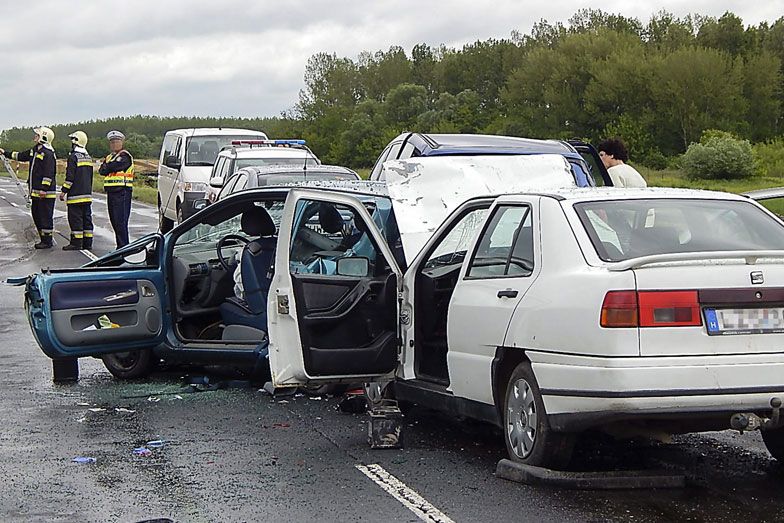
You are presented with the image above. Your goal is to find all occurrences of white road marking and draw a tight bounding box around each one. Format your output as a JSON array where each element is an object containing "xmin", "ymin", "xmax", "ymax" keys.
[
  {"xmin": 80, "ymin": 249, "xmax": 99, "ymax": 261},
  {"xmin": 355, "ymin": 464, "xmax": 455, "ymax": 523},
  {"xmin": 1, "ymin": 195, "xmax": 18, "ymax": 208}
]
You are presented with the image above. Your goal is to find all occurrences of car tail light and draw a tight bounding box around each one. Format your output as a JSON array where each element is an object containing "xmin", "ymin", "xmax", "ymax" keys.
[
  {"xmin": 601, "ymin": 291, "xmax": 639, "ymax": 328},
  {"xmin": 638, "ymin": 290, "xmax": 701, "ymax": 327},
  {"xmin": 601, "ymin": 290, "xmax": 702, "ymax": 328}
]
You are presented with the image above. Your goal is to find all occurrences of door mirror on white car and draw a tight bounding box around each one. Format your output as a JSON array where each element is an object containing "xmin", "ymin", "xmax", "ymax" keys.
[
  {"xmin": 192, "ymin": 199, "xmax": 209, "ymax": 212},
  {"xmin": 164, "ymin": 155, "xmax": 181, "ymax": 170},
  {"xmin": 209, "ymin": 176, "xmax": 224, "ymax": 188},
  {"xmin": 336, "ymin": 257, "xmax": 370, "ymax": 277}
]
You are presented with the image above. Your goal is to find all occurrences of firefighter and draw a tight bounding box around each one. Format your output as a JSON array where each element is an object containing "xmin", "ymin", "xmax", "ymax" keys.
[
  {"xmin": 59, "ymin": 131, "xmax": 94, "ymax": 250},
  {"xmin": 0, "ymin": 126, "xmax": 57, "ymax": 249},
  {"xmin": 99, "ymin": 130, "xmax": 134, "ymax": 249}
]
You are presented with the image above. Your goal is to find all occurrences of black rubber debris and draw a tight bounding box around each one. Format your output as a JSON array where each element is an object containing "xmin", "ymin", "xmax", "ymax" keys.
[{"xmin": 495, "ymin": 459, "xmax": 686, "ymax": 490}]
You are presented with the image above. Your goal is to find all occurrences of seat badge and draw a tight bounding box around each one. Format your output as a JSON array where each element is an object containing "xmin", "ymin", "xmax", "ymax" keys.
[{"xmin": 751, "ymin": 271, "xmax": 764, "ymax": 285}]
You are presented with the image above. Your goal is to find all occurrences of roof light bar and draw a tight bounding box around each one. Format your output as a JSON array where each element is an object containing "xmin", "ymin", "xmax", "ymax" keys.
[{"xmin": 230, "ymin": 139, "xmax": 307, "ymax": 146}]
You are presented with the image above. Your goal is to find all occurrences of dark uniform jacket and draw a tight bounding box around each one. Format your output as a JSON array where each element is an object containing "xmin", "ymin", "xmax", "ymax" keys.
[
  {"xmin": 3, "ymin": 143, "xmax": 57, "ymax": 198},
  {"xmin": 62, "ymin": 146, "xmax": 93, "ymax": 204},
  {"xmin": 99, "ymin": 150, "xmax": 134, "ymax": 193}
]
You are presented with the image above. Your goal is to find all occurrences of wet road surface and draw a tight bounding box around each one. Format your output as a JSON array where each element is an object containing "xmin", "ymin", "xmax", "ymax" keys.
[{"xmin": 2, "ymin": 177, "xmax": 784, "ymax": 522}]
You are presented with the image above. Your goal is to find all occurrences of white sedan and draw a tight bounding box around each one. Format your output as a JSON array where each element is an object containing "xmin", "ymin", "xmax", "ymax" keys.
[{"xmin": 269, "ymin": 183, "xmax": 784, "ymax": 469}]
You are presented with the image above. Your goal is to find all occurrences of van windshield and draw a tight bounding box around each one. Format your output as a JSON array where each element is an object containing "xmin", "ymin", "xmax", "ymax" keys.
[
  {"xmin": 185, "ymin": 135, "xmax": 263, "ymax": 166},
  {"xmin": 574, "ymin": 199, "xmax": 784, "ymax": 262}
]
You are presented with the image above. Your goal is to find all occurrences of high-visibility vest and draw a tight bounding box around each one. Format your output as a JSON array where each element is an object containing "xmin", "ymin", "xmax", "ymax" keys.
[{"xmin": 103, "ymin": 150, "xmax": 134, "ymax": 189}]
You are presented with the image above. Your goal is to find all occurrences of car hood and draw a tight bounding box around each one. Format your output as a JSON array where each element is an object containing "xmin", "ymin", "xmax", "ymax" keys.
[{"xmin": 382, "ymin": 154, "xmax": 576, "ymax": 262}]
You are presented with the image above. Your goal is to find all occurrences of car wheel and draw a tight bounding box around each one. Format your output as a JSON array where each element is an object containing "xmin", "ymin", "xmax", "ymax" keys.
[
  {"xmin": 101, "ymin": 349, "xmax": 154, "ymax": 380},
  {"xmin": 301, "ymin": 383, "xmax": 348, "ymax": 396},
  {"xmin": 158, "ymin": 195, "xmax": 174, "ymax": 233},
  {"xmin": 762, "ymin": 427, "xmax": 784, "ymax": 461},
  {"xmin": 503, "ymin": 361, "xmax": 575, "ymax": 469}
]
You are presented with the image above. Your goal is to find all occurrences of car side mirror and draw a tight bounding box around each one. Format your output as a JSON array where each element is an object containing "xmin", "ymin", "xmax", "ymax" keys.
[
  {"xmin": 209, "ymin": 176, "xmax": 224, "ymax": 188},
  {"xmin": 192, "ymin": 199, "xmax": 209, "ymax": 212},
  {"xmin": 164, "ymin": 155, "xmax": 181, "ymax": 170},
  {"xmin": 336, "ymin": 257, "xmax": 370, "ymax": 277}
]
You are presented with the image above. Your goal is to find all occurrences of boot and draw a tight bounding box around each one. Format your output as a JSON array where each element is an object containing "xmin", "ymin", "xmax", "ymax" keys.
[
  {"xmin": 63, "ymin": 237, "xmax": 83, "ymax": 251},
  {"xmin": 82, "ymin": 240, "xmax": 93, "ymax": 250},
  {"xmin": 34, "ymin": 235, "xmax": 54, "ymax": 249}
]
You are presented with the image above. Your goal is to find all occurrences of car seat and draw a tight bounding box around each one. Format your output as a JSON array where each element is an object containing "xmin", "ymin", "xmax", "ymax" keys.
[{"xmin": 220, "ymin": 206, "xmax": 277, "ymax": 336}]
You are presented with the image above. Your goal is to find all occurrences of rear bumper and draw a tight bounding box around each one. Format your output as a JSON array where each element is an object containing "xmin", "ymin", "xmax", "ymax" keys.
[{"xmin": 529, "ymin": 350, "xmax": 784, "ymax": 431}]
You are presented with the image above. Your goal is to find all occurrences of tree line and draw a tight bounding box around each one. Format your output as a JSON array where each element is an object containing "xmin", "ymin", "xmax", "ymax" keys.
[{"xmin": 1, "ymin": 9, "xmax": 782, "ymax": 169}]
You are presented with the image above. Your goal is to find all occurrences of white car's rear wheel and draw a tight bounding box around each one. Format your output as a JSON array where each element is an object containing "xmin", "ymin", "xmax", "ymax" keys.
[
  {"xmin": 503, "ymin": 362, "xmax": 575, "ymax": 469},
  {"xmin": 762, "ymin": 427, "xmax": 784, "ymax": 461}
]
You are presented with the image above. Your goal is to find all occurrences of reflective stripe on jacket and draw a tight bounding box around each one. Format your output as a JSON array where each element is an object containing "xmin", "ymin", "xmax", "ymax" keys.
[{"xmin": 100, "ymin": 150, "xmax": 134, "ymax": 191}]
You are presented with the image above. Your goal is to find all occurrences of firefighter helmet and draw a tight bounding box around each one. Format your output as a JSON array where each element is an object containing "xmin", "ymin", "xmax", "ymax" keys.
[
  {"xmin": 68, "ymin": 131, "xmax": 88, "ymax": 147},
  {"xmin": 33, "ymin": 126, "xmax": 55, "ymax": 144}
]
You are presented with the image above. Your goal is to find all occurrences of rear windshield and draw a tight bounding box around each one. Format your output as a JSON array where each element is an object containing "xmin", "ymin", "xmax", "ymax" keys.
[
  {"xmin": 184, "ymin": 135, "xmax": 263, "ymax": 166},
  {"xmin": 574, "ymin": 199, "xmax": 784, "ymax": 262},
  {"xmin": 235, "ymin": 157, "xmax": 318, "ymax": 171}
]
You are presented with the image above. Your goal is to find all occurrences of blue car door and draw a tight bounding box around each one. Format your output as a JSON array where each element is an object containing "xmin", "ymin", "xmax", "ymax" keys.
[{"xmin": 25, "ymin": 234, "xmax": 169, "ymax": 359}]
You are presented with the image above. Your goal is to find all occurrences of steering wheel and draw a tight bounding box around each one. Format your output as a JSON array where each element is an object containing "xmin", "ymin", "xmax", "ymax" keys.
[{"xmin": 217, "ymin": 234, "xmax": 250, "ymax": 272}]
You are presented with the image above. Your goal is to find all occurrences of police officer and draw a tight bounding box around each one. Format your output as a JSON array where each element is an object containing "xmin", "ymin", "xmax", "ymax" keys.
[
  {"xmin": 59, "ymin": 131, "xmax": 94, "ymax": 251},
  {"xmin": 99, "ymin": 130, "xmax": 134, "ymax": 249},
  {"xmin": 0, "ymin": 126, "xmax": 57, "ymax": 249}
]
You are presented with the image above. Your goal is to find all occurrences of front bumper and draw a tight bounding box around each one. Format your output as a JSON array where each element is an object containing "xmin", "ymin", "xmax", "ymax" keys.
[
  {"xmin": 181, "ymin": 191, "xmax": 206, "ymax": 220},
  {"xmin": 529, "ymin": 350, "xmax": 784, "ymax": 431}
]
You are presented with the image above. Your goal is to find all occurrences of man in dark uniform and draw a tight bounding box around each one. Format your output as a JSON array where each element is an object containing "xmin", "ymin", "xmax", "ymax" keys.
[
  {"xmin": 99, "ymin": 130, "xmax": 134, "ymax": 249},
  {"xmin": 59, "ymin": 131, "xmax": 94, "ymax": 251},
  {"xmin": 0, "ymin": 126, "xmax": 57, "ymax": 249}
]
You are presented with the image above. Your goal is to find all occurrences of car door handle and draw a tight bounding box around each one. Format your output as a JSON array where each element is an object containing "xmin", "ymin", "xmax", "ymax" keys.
[
  {"xmin": 497, "ymin": 289, "xmax": 519, "ymax": 299},
  {"xmin": 104, "ymin": 290, "xmax": 138, "ymax": 302}
]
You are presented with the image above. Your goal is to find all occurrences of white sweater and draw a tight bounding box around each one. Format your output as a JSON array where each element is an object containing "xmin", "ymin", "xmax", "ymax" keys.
[{"xmin": 608, "ymin": 164, "xmax": 647, "ymax": 188}]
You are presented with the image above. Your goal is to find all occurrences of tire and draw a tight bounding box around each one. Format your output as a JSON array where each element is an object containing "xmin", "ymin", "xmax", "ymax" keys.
[
  {"xmin": 176, "ymin": 200, "xmax": 184, "ymax": 224},
  {"xmin": 101, "ymin": 349, "xmax": 154, "ymax": 380},
  {"xmin": 503, "ymin": 361, "xmax": 575, "ymax": 469},
  {"xmin": 762, "ymin": 427, "xmax": 784, "ymax": 461},
  {"xmin": 158, "ymin": 195, "xmax": 174, "ymax": 233},
  {"xmin": 301, "ymin": 383, "xmax": 349, "ymax": 396}
]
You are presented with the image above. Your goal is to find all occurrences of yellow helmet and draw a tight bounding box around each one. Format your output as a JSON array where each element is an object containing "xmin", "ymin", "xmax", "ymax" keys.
[
  {"xmin": 33, "ymin": 126, "xmax": 55, "ymax": 144},
  {"xmin": 69, "ymin": 131, "xmax": 88, "ymax": 147}
]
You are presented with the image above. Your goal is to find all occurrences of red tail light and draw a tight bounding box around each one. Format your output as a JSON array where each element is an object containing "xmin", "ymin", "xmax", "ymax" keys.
[
  {"xmin": 601, "ymin": 291, "xmax": 639, "ymax": 327},
  {"xmin": 638, "ymin": 290, "xmax": 701, "ymax": 327},
  {"xmin": 601, "ymin": 290, "xmax": 702, "ymax": 328}
]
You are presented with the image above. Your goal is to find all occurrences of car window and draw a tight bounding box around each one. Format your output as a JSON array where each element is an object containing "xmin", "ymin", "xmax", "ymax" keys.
[
  {"xmin": 232, "ymin": 173, "xmax": 248, "ymax": 194},
  {"xmin": 467, "ymin": 205, "xmax": 533, "ymax": 279},
  {"xmin": 217, "ymin": 174, "xmax": 240, "ymax": 200},
  {"xmin": 211, "ymin": 157, "xmax": 226, "ymax": 180},
  {"xmin": 161, "ymin": 134, "xmax": 177, "ymax": 162},
  {"xmin": 425, "ymin": 208, "xmax": 488, "ymax": 269},
  {"xmin": 289, "ymin": 199, "xmax": 389, "ymax": 276},
  {"xmin": 577, "ymin": 150, "xmax": 607, "ymax": 186},
  {"xmin": 575, "ymin": 199, "xmax": 784, "ymax": 262},
  {"xmin": 370, "ymin": 145, "xmax": 393, "ymax": 180},
  {"xmin": 757, "ymin": 197, "xmax": 784, "ymax": 219},
  {"xmin": 184, "ymin": 135, "xmax": 263, "ymax": 167},
  {"xmin": 399, "ymin": 142, "xmax": 420, "ymax": 160}
]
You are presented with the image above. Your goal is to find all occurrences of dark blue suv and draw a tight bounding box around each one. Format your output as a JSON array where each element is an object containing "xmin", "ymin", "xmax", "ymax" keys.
[{"xmin": 369, "ymin": 133, "xmax": 612, "ymax": 187}]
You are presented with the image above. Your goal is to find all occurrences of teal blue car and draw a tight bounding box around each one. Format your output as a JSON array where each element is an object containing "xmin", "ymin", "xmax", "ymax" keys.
[{"xmin": 24, "ymin": 180, "xmax": 400, "ymax": 379}]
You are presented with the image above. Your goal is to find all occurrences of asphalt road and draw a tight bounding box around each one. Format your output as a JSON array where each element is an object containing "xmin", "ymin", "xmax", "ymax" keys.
[{"xmin": 3, "ymin": 177, "xmax": 784, "ymax": 522}]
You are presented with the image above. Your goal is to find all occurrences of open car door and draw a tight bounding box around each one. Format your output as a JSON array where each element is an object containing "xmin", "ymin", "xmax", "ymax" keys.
[
  {"xmin": 268, "ymin": 189, "xmax": 402, "ymax": 387},
  {"xmin": 25, "ymin": 234, "xmax": 168, "ymax": 359},
  {"xmin": 567, "ymin": 140, "xmax": 613, "ymax": 187}
]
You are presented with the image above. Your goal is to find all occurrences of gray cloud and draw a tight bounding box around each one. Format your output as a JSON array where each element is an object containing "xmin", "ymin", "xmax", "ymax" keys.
[{"xmin": 1, "ymin": 0, "xmax": 781, "ymax": 131}]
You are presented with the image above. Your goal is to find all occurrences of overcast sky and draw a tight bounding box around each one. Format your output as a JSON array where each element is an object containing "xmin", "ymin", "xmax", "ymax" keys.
[{"xmin": 1, "ymin": 0, "xmax": 782, "ymax": 132}]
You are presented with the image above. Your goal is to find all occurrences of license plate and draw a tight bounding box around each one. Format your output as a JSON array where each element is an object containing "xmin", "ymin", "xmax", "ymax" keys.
[{"xmin": 704, "ymin": 308, "xmax": 784, "ymax": 336}]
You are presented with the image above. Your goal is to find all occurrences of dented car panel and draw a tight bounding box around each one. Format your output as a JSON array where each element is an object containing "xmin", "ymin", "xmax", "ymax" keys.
[{"xmin": 382, "ymin": 154, "xmax": 576, "ymax": 262}]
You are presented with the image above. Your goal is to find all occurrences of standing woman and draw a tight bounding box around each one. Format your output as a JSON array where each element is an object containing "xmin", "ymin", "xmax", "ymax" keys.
[
  {"xmin": 99, "ymin": 130, "xmax": 134, "ymax": 249},
  {"xmin": 0, "ymin": 126, "xmax": 57, "ymax": 249}
]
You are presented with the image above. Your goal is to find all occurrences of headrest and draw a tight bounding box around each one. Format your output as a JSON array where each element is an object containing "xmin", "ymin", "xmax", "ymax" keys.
[
  {"xmin": 241, "ymin": 206, "xmax": 275, "ymax": 237},
  {"xmin": 319, "ymin": 204, "xmax": 344, "ymax": 234}
]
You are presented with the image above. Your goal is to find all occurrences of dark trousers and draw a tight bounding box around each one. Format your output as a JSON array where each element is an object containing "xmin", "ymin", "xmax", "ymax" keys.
[
  {"xmin": 31, "ymin": 198, "xmax": 55, "ymax": 244},
  {"xmin": 107, "ymin": 188, "xmax": 132, "ymax": 249},
  {"xmin": 66, "ymin": 203, "xmax": 93, "ymax": 248}
]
